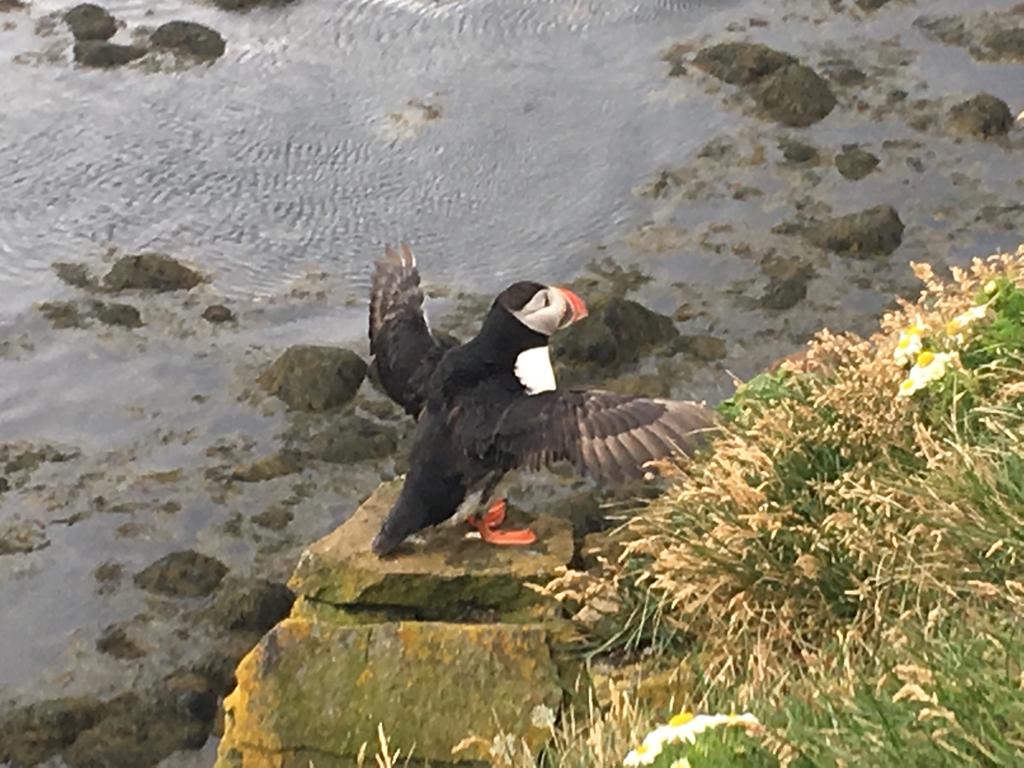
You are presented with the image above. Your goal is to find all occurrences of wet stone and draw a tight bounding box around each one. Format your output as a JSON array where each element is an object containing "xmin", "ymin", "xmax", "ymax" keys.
[
  {"xmin": 760, "ymin": 274, "xmax": 810, "ymax": 310},
  {"xmin": 252, "ymin": 505, "xmax": 293, "ymax": 530},
  {"xmin": 752, "ymin": 63, "xmax": 837, "ymax": 127},
  {"xmin": 103, "ymin": 252, "xmax": 203, "ymax": 292},
  {"xmin": 134, "ymin": 550, "xmax": 229, "ymax": 598},
  {"xmin": 37, "ymin": 300, "xmax": 85, "ymax": 329},
  {"xmin": 672, "ymin": 334, "xmax": 727, "ymax": 361},
  {"xmin": 693, "ymin": 42, "xmax": 796, "ymax": 86},
  {"xmin": 230, "ymin": 451, "xmax": 302, "ymax": 482},
  {"xmin": 0, "ymin": 0, "xmax": 29, "ymax": 11},
  {"xmin": 555, "ymin": 297, "xmax": 678, "ymax": 372},
  {"xmin": 805, "ymin": 204, "xmax": 905, "ymax": 257},
  {"xmin": 308, "ymin": 417, "xmax": 399, "ymax": 464},
  {"xmin": 982, "ymin": 29, "xmax": 1024, "ymax": 62},
  {"xmin": 0, "ymin": 697, "xmax": 107, "ymax": 767},
  {"xmin": 151, "ymin": 20, "xmax": 226, "ymax": 60},
  {"xmin": 92, "ymin": 301, "xmax": 143, "ymax": 328},
  {"xmin": 64, "ymin": 3, "xmax": 116, "ymax": 40},
  {"xmin": 835, "ymin": 146, "xmax": 880, "ymax": 180},
  {"xmin": 73, "ymin": 40, "xmax": 146, "ymax": 68},
  {"xmin": 52, "ymin": 261, "xmax": 99, "ymax": 290},
  {"xmin": 0, "ymin": 521, "xmax": 50, "ymax": 556},
  {"xmin": 205, "ymin": 576, "xmax": 295, "ymax": 633},
  {"xmin": 821, "ymin": 60, "xmax": 867, "ymax": 86},
  {"xmin": 96, "ymin": 622, "xmax": 146, "ymax": 659},
  {"xmin": 947, "ymin": 94, "xmax": 1014, "ymax": 139},
  {"xmin": 913, "ymin": 15, "xmax": 970, "ymax": 47},
  {"xmin": 0, "ymin": 476, "xmax": 8, "ymax": 493},
  {"xmin": 258, "ymin": 345, "xmax": 368, "ymax": 412},
  {"xmin": 779, "ymin": 138, "xmax": 819, "ymax": 164},
  {"xmin": 212, "ymin": 0, "xmax": 296, "ymax": 10},
  {"xmin": 202, "ymin": 304, "xmax": 235, "ymax": 323},
  {"xmin": 856, "ymin": 0, "xmax": 893, "ymax": 10}
]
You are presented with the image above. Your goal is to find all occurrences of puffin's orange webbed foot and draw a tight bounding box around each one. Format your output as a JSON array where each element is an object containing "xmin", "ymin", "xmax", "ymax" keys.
[{"xmin": 466, "ymin": 498, "xmax": 536, "ymax": 546}]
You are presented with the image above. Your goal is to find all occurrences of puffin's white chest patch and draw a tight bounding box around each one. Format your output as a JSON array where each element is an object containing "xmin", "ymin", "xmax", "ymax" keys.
[{"xmin": 514, "ymin": 346, "xmax": 556, "ymax": 395}]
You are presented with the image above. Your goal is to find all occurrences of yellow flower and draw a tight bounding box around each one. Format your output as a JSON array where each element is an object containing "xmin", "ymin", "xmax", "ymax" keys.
[
  {"xmin": 945, "ymin": 303, "xmax": 988, "ymax": 338},
  {"xmin": 894, "ymin": 318, "xmax": 926, "ymax": 366},
  {"xmin": 669, "ymin": 759, "xmax": 693, "ymax": 768},
  {"xmin": 669, "ymin": 712, "xmax": 695, "ymax": 727},
  {"xmin": 623, "ymin": 741, "xmax": 659, "ymax": 767},
  {"xmin": 897, "ymin": 351, "xmax": 956, "ymax": 397},
  {"xmin": 984, "ymin": 279, "xmax": 999, "ymax": 296}
]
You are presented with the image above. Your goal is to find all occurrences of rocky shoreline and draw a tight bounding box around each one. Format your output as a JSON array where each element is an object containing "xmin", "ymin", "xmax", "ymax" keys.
[{"xmin": 2, "ymin": 0, "xmax": 1024, "ymax": 765}]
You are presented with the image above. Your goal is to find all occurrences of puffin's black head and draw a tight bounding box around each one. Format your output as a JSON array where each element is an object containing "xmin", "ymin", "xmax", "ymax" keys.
[{"xmin": 493, "ymin": 281, "xmax": 589, "ymax": 337}]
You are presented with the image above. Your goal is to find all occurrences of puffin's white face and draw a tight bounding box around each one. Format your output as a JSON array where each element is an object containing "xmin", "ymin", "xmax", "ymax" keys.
[{"xmin": 512, "ymin": 286, "xmax": 588, "ymax": 337}]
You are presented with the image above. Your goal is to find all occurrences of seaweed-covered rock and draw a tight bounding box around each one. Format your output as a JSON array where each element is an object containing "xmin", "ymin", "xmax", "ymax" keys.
[
  {"xmin": 37, "ymin": 300, "xmax": 85, "ymax": 329},
  {"xmin": 805, "ymin": 205, "xmax": 905, "ymax": 257},
  {"xmin": 835, "ymin": 146, "xmax": 880, "ymax": 181},
  {"xmin": 673, "ymin": 334, "xmax": 727, "ymax": 361},
  {"xmin": 73, "ymin": 40, "xmax": 145, "ymax": 68},
  {"xmin": 92, "ymin": 301, "xmax": 143, "ymax": 328},
  {"xmin": 230, "ymin": 451, "xmax": 302, "ymax": 482},
  {"xmin": 760, "ymin": 274, "xmax": 810, "ymax": 311},
  {"xmin": 205, "ymin": 577, "xmax": 294, "ymax": 633},
  {"xmin": 258, "ymin": 345, "xmax": 367, "ymax": 412},
  {"xmin": 752, "ymin": 63, "xmax": 837, "ymax": 127},
  {"xmin": 103, "ymin": 252, "xmax": 203, "ymax": 292},
  {"xmin": 779, "ymin": 137, "xmax": 819, "ymax": 164},
  {"xmin": 96, "ymin": 622, "xmax": 145, "ymax": 659},
  {"xmin": 64, "ymin": 3, "xmax": 116, "ymax": 40},
  {"xmin": 52, "ymin": 261, "xmax": 99, "ymax": 290},
  {"xmin": 947, "ymin": 94, "xmax": 1014, "ymax": 139},
  {"xmin": 288, "ymin": 480, "xmax": 572, "ymax": 618},
  {"xmin": 0, "ymin": 697, "xmax": 107, "ymax": 766},
  {"xmin": 308, "ymin": 417, "xmax": 399, "ymax": 464},
  {"xmin": 981, "ymin": 28, "xmax": 1024, "ymax": 62},
  {"xmin": 0, "ymin": 521, "xmax": 50, "ymax": 555},
  {"xmin": 151, "ymin": 20, "xmax": 226, "ymax": 60},
  {"xmin": 693, "ymin": 42, "xmax": 796, "ymax": 86},
  {"xmin": 134, "ymin": 550, "xmax": 228, "ymax": 598},
  {"xmin": 202, "ymin": 304, "xmax": 235, "ymax": 323},
  {"xmin": 554, "ymin": 297, "xmax": 678, "ymax": 371}
]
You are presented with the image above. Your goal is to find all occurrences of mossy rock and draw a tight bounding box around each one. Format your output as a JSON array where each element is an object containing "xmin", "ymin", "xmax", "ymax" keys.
[
  {"xmin": 693, "ymin": 42, "xmax": 796, "ymax": 86},
  {"xmin": 288, "ymin": 480, "xmax": 572, "ymax": 620},
  {"xmin": 554, "ymin": 297, "xmax": 678, "ymax": 372},
  {"xmin": 73, "ymin": 40, "xmax": 146, "ymax": 68},
  {"xmin": 134, "ymin": 550, "xmax": 228, "ymax": 598},
  {"xmin": 834, "ymin": 146, "xmax": 879, "ymax": 181},
  {"xmin": 779, "ymin": 137, "xmax": 819, "ymax": 164},
  {"xmin": 103, "ymin": 252, "xmax": 203, "ymax": 291},
  {"xmin": 92, "ymin": 301, "xmax": 143, "ymax": 328},
  {"xmin": 64, "ymin": 3, "xmax": 116, "ymax": 40},
  {"xmin": 307, "ymin": 416, "xmax": 399, "ymax": 464},
  {"xmin": 215, "ymin": 618, "xmax": 564, "ymax": 766},
  {"xmin": 205, "ymin": 577, "xmax": 294, "ymax": 633},
  {"xmin": 804, "ymin": 204, "xmax": 905, "ymax": 257},
  {"xmin": 151, "ymin": 20, "xmax": 226, "ymax": 60},
  {"xmin": 751, "ymin": 63, "xmax": 837, "ymax": 127},
  {"xmin": 947, "ymin": 94, "xmax": 1014, "ymax": 139},
  {"xmin": 258, "ymin": 346, "xmax": 367, "ymax": 412}
]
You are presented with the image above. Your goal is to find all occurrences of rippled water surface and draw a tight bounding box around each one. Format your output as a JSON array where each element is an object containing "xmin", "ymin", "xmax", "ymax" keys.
[{"xmin": 0, "ymin": 0, "xmax": 741, "ymax": 318}]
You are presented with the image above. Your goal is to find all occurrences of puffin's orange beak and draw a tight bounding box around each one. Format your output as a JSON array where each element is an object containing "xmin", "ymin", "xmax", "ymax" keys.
[{"xmin": 555, "ymin": 286, "xmax": 588, "ymax": 326}]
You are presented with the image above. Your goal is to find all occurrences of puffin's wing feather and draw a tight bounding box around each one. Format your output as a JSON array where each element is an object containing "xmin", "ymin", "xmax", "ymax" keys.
[
  {"xmin": 369, "ymin": 244, "xmax": 448, "ymax": 416},
  {"xmin": 488, "ymin": 389, "xmax": 718, "ymax": 484}
]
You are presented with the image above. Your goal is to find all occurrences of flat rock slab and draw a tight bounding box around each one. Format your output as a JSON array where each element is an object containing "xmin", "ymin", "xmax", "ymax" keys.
[
  {"xmin": 216, "ymin": 617, "xmax": 563, "ymax": 766},
  {"xmin": 289, "ymin": 480, "xmax": 574, "ymax": 619}
]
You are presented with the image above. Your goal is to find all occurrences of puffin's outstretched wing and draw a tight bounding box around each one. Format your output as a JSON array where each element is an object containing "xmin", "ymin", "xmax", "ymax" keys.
[
  {"xmin": 487, "ymin": 390, "xmax": 717, "ymax": 484},
  {"xmin": 369, "ymin": 244, "xmax": 448, "ymax": 416}
]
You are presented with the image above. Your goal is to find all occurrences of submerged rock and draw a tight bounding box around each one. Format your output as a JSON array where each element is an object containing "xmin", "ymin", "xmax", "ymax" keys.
[
  {"xmin": 52, "ymin": 261, "xmax": 99, "ymax": 290},
  {"xmin": 64, "ymin": 3, "xmax": 116, "ymax": 40},
  {"xmin": 134, "ymin": 550, "xmax": 229, "ymax": 598},
  {"xmin": 103, "ymin": 252, "xmax": 203, "ymax": 292},
  {"xmin": 308, "ymin": 416, "xmax": 399, "ymax": 464},
  {"xmin": 251, "ymin": 505, "xmax": 293, "ymax": 530},
  {"xmin": 835, "ymin": 145, "xmax": 879, "ymax": 181},
  {"xmin": 760, "ymin": 274, "xmax": 810, "ymax": 311},
  {"xmin": 151, "ymin": 20, "xmax": 226, "ymax": 60},
  {"xmin": 205, "ymin": 577, "xmax": 294, "ymax": 633},
  {"xmin": 202, "ymin": 304, "xmax": 235, "ymax": 323},
  {"xmin": 693, "ymin": 42, "xmax": 796, "ymax": 86},
  {"xmin": 92, "ymin": 301, "xmax": 143, "ymax": 328},
  {"xmin": 258, "ymin": 345, "xmax": 367, "ymax": 412},
  {"xmin": 0, "ymin": 0, "xmax": 29, "ymax": 11},
  {"xmin": 0, "ymin": 697, "xmax": 107, "ymax": 766},
  {"xmin": 982, "ymin": 29, "xmax": 1024, "ymax": 62},
  {"xmin": 0, "ymin": 521, "xmax": 50, "ymax": 556},
  {"xmin": 230, "ymin": 451, "xmax": 302, "ymax": 482},
  {"xmin": 947, "ymin": 94, "xmax": 1014, "ymax": 138},
  {"xmin": 673, "ymin": 333, "xmax": 727, "ymax": 361},
  {"xmin": 96, "ymin": 622, "xmax": 145, "ymax": 659},
  {"xmin": 752, "ymin": 63, "xmax": 837, "ymax": 127},
  {"xmin": 855, "ymin": 0, "xmax": 893, "ymax": 10},
  {"xmin": 73, "ymin": 40, "xmax": 146, "ymax": 68},
  {"xmin": 555, "ymin": 297, "xmax": 678, "ymax": 372},
  {"xmin": 212, "ymin": 0, "xmax": 295, "ymax": 10},
  {"xmin": 805, "ymin": 204, "xmax": 905, "ymax": 257},
  {"xmin": 37, "ymin": 300, "xmax": 85, "ymax": 329},
  {"xmin": 779, "ymin": 137, "xmax": 819, "ymax": 164}
]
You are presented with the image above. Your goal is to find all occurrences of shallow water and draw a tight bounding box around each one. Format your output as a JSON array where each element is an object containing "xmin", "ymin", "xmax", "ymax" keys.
[{"xmin": 1, "ymin": 0, "xmax": 1024, "ymax": 747}]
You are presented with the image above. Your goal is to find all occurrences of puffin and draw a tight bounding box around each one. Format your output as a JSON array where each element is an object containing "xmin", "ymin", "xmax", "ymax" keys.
[{"xmin": 368, "ymin": 243, "xmax": 716, "ymax": 557}]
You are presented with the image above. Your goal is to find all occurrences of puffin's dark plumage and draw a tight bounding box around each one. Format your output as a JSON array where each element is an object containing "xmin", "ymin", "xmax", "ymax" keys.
[{"xmin": 367, "ymin": 244, "xmax": 717, "ymax": 556}]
